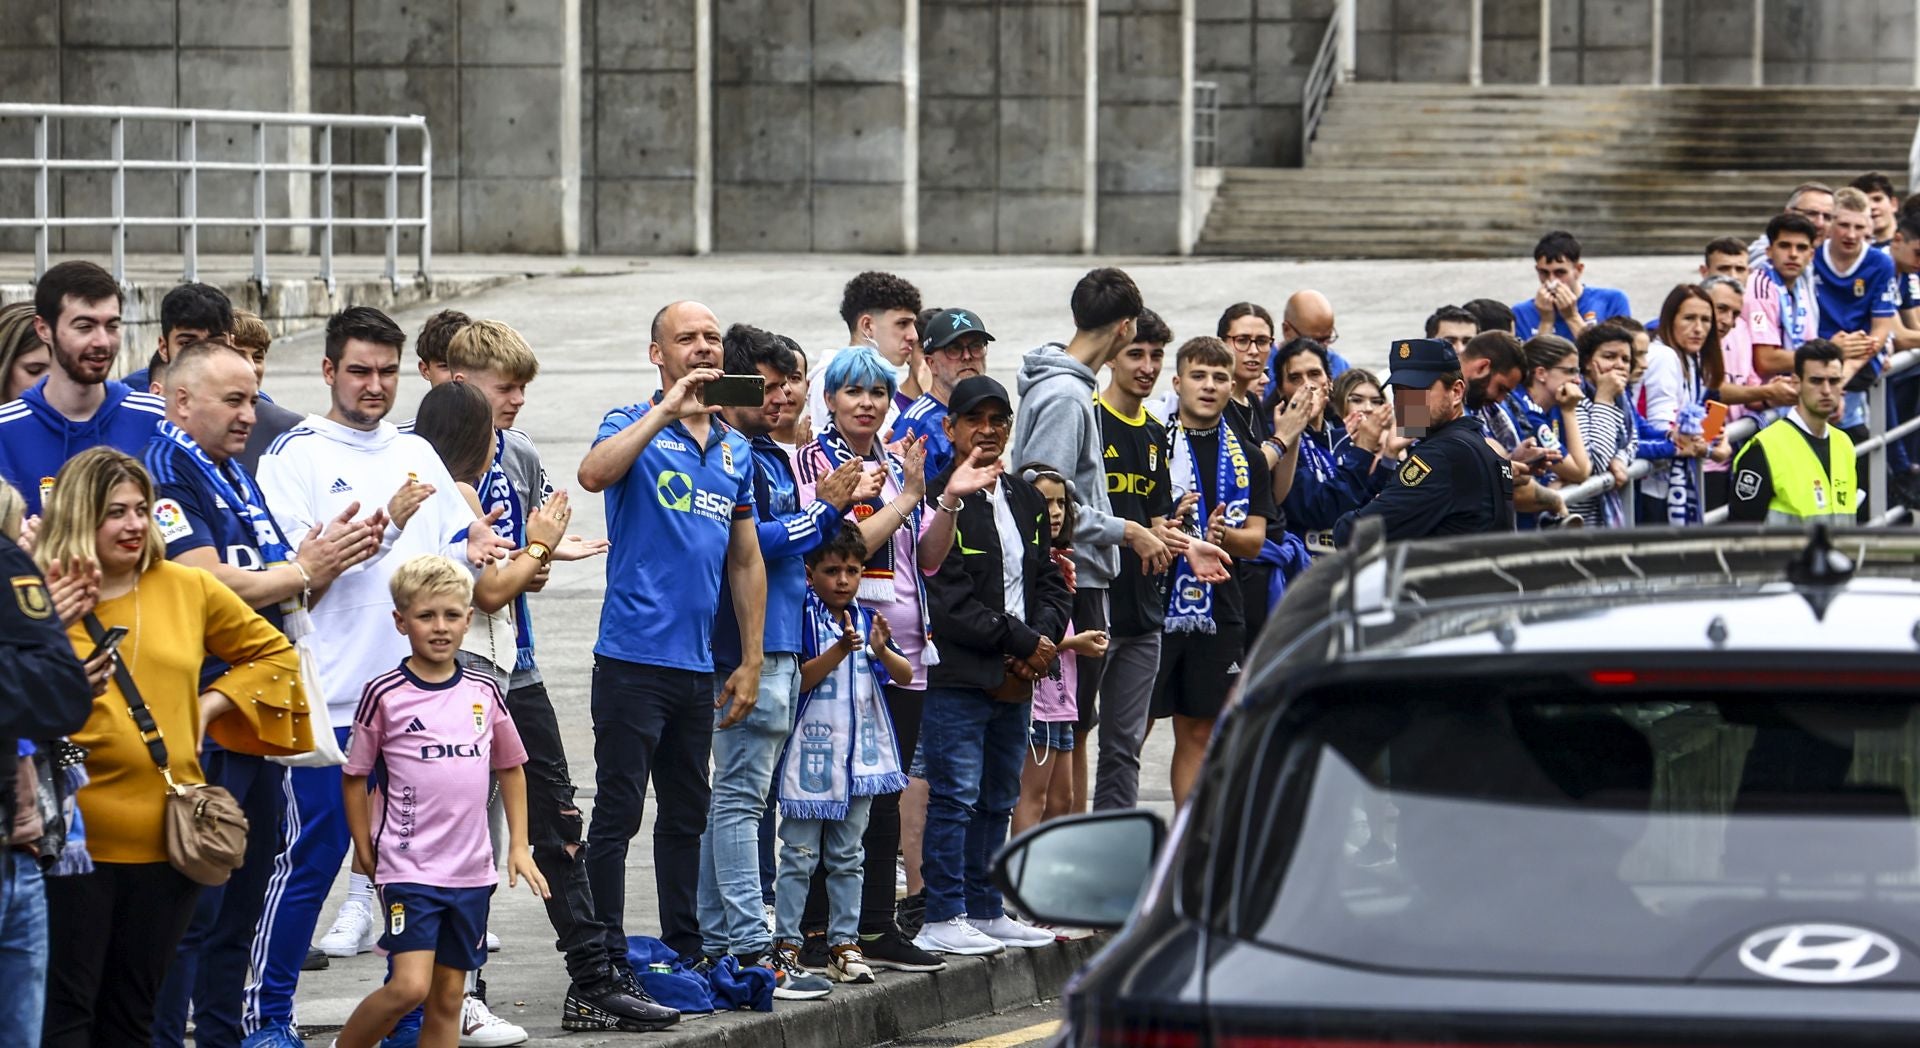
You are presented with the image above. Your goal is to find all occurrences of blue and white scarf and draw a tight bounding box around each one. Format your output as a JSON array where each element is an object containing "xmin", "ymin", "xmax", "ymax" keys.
[
  {"xmin": 809, "ymin": 425, "xmax": 938, "ymax": 666},
  {"xmin": 1165, "ymin": 422, "xmax": 1251, "ymax": 634},
  {"xmin": 776, "ymin": 592, "xmax": 909, "ymax": 820},
  {"xmin": 477, "ymin": 436, "xmax": 535, "ymax": 672},
  {"xmin": 156, "ymin": 419, "xmax": 293, "ymax": 566}
]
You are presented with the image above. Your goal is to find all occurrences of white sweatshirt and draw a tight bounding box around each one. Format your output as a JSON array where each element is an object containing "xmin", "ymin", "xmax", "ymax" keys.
[{"xmin": 257, "ymin": 414, "xmax": 479, "ymax": 719}]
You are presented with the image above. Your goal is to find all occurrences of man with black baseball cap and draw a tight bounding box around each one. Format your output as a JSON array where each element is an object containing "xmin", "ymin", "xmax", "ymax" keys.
[
  {"xmin": 1333, "ymin": 338, "xmax": 1514, "ymax": 544},
  {"xmin": 892, "ymin": 308, "xmax": 996, "ymax": 480}
]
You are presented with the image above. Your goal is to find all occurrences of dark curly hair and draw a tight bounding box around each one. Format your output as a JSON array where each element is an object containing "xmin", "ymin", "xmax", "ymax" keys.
[{"xmin": 839, "ymin": 271, "xmax": 922, "ymax": 331}]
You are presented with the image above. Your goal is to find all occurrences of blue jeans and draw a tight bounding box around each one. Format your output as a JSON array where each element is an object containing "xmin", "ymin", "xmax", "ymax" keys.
[
  {"xmin": 919, "ymin": 687, "xmax": 1028, "ymax": 924},
  {"xmin": 774, "ymin": 796, "xmax": 873, "ymax": 946},
  {"xmin": 696, "ymin": 653, "xmax": 799, "ymax": 957},
  {"xmin": 0, "ymin": 852, "xmax": 47, "ymax": 1044}
]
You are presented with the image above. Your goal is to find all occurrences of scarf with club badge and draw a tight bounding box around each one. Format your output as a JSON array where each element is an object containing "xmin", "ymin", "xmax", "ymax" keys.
[
  {"xmin": 1165, "ymin": 421, "xmax": 1251, "ymax": 634},
  {"xmin": 776, "ymin": 591, "xmax": 909, "ymax": 820}
]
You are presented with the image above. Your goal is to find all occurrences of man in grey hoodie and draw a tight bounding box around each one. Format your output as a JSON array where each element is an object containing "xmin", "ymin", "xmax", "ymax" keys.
[{"xmin": 1012, "ymin": 268, "xmax": 1172, "ymax": 813}]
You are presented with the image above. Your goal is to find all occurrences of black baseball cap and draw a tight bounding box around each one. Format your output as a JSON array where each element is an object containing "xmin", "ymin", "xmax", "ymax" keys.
[
  {"xmin": 924, "ymin": 308, "xmax": 994, "ymax": 350},
  {"xmin": 1385, "ymin": 338, "xmax": 1462, "ymax": 389},
  {"xmin": 949, "ymin": 375, "xmax": 1012, "ymax": 416}
]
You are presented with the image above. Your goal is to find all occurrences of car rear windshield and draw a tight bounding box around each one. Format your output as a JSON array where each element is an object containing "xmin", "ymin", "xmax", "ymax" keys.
[{"xmin": 1236, "ymin": 684, "xmax": 1920, "ymax": 981}]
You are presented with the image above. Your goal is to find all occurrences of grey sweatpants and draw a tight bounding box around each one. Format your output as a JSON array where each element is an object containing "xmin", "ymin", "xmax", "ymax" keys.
[{"xmin": 1090, "ymin": 630, "xmax": 1163, "ymax": 811}]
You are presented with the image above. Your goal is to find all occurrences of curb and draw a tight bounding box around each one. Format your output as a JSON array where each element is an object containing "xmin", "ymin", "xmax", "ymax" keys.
[{"xmin": 575, "ymin": 937, "xmax": 1101, "ymax": 1046}]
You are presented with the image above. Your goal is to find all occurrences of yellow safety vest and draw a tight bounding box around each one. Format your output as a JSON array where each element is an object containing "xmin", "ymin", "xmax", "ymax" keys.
[{"xmin": 1740, "ymin": 418, "xmax": 1856, "ymax": 522}]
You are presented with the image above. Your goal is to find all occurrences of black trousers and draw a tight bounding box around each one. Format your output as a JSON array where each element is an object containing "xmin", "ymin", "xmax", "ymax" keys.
[
  {"xmin": 583, "ymin": 657, "xmax": 714, "ymax": 962},
  {"xmin": 802, "ymin": 685, "xmax": 924, "ymax": 935},
  {"xmin": 507, "ymin": 679, "xmax": 621, "ymax": 987},
  {"xmin": 44, "ymin": 861, "xmax": 199, "ymax": 1048}
]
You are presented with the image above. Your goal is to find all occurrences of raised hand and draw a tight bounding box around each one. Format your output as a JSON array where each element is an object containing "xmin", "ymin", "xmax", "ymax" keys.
[
  {"xmin": 837, "ymin": 608, "xmax": 861, "ymax": 654},
  {"xmin": 466, "ymin": 508, "xmax": 515, "ymax": 567},
  {"xmin": 44, "ymin": 557, "xmax": 101, "ymax": 628},
  {"xmin": 900, "ymin": 437, "xmax": 928, "ymax": 500},
  {"xmin": 663, "ymin": 367, "xmax": 725, "ymax": 420},
  {"xmin": 551, "ymin": 534, "xmax": 610, "ymax": 561},
  {"xmin": 869, "ymin": 612, "xmax": 892, "ymax": 655},
  {"xmin": 387, "ymin": 478, "xmax": 433, "ymax": 531},
  {"xmin": 815, "ymin": 458, "xmax": 866, "ymax": 510},
  {"xmin": 945, "ymin": 447, "xmax": 1003, "ymax": 500},
  {"xmin": 526, "ymin": 490, "xmax": 570, "ymax": 548}
]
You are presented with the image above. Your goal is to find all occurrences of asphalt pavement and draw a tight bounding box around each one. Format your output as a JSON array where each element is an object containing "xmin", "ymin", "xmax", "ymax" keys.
[{"xmin": 266, "ymin": 251, "xmax": 1697, "ymax": 1044}]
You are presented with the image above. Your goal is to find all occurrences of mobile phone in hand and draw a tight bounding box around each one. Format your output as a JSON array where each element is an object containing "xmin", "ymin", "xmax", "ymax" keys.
[
  {"xmin": 86, "ymin": 625, "xmax": 129, "ymax": 663},
  {"xmin": 699, "ymin": 375, "xmax": 766, "ymax": 407}
]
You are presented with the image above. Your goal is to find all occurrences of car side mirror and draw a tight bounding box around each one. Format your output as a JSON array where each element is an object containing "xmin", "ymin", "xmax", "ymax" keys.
[{"xmin": 990, "ymin": 810, "xmax": 1166, "ymax": 931}]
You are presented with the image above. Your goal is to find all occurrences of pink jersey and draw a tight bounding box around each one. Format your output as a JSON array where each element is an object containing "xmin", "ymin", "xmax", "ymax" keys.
[{"xmin": 346, "ymin": 663, "xmax": 528, "ymax": 888}]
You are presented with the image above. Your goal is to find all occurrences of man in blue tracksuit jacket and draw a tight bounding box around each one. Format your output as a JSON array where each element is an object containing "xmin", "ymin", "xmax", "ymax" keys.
[
  {"xmin": 699, "ymin": 323, "xmax": 871, "ymax": 976},
  {"xmin": 0, "ymin": 261, "xmax": 164, "ymax": 516}
]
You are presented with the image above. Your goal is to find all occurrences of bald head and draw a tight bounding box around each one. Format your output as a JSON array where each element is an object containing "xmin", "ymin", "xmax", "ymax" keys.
[
  {"xmin": 650, "ymin": 300, "xmax": 724, "ymax": 383},
  {"xmin": 166, "ymin": 338, "xmax": 258, "ymax": 461},
  {"xmin": 1282, "ymin": 290, "xmax": 1336, "ymax": 345}
]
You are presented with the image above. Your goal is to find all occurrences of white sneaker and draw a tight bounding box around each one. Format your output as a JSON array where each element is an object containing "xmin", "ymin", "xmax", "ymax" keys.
[
  {"xmin": 317, "ymin": 896, "xmax": 379, "ymax": 957},
  {"xmin": 458, "ymin": 995, "xmax": 527, "ymax": 1047},
  {"xmin": 968, "ymin": 913, "xmax": 1055, "ymax": 949},
  {"xmin": 485, "ymin": 931, "xmax": 502, "ymax": 952},
  {"xmin": 912, "ymin": 915, "xmax": 1006, "ymax": 956}
]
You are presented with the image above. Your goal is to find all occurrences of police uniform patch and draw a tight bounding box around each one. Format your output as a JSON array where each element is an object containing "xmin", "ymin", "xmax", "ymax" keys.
[
  {"xmin": 1399, "ymin": 455, "xmax": 1432, "ymax": 487},
  {"xmin": 1735, "ymin": 469, "xmax": 1763, "ymax": 500},
  {"xmin": 153, "ymin": 499, "xmax": 194, "ymax": 542},
  {"xmin": 11, "ymin": 576, "xmax": 50, "ymax": 620},
  {"xmin": 1398, "ymin": 343, "xmax": 1411, "ymax": 359}
]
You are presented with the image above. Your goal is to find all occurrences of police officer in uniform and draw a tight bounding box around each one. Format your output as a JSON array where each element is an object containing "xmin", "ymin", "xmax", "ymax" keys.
[
  {"xmin": 1334, "ymin": 338, "xmax": 1514, "ymax": 544},
  {"xmin": 1727, "ymin": 339, "xmax": 1856, "ymax": 524}
]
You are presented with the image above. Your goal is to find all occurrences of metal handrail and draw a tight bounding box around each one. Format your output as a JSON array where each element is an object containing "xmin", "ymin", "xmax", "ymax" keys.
[
  {"xmin": 1556, "ymin": 346, "xmax": 1920, "ymax": 526},
  {"xmin": 0, "ymin": 103, "xmax": 432, "ymax": 291},
  {"xmin": 1301, "ymin": 3, "xmax": 1344, "ymax": 159}
]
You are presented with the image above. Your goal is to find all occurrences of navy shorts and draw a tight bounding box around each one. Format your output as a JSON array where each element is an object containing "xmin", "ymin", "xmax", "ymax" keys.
[
  {"xmin": 377, "ymin": 882, "xmax": 493, "ymax": 971},
  {"xmin": 1029, "ymin": 719, "xmax": 1076, "ymax": 752}
]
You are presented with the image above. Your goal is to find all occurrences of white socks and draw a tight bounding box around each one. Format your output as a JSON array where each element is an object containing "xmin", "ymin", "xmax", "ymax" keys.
[{"xmin": 347, "ymin": 871, "xmax": 374, "ymax": 904}]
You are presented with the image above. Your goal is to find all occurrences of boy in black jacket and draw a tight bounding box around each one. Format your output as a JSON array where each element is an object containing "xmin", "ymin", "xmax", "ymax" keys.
[{"xmin": 913, "ymin": 377, "xmax": 1072, "ymax": 957}]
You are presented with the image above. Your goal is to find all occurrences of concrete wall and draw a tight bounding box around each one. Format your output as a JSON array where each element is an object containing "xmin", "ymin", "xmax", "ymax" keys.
[
  {"xmin": 1360, "ymin": 0, "xmax": 1920, "ymax": 87},
  {"xmin": 0, "ymin": 0, "xmax": 306, "ymax": 255},
  {"xmin": 1098, "ymin": 0, "xmax": 1189, "ymax": 253},
  {"xmin": 919, "ymin": 0, "xmax": 1094, "ymax": 253},
  {"xmin": 313, "ymin": 0, "xmax": 577, "ymax": 255},
  {"xmin": 1196, "ymin": 0, "xmax": 1332, "ymax": 168},
  {"xmin": 709, "ymin": 0, "xmax": 914, "ymax": 253},
  {"xmin": 584, "ymin": 0, "xmax": 702, "ymax": 254}
]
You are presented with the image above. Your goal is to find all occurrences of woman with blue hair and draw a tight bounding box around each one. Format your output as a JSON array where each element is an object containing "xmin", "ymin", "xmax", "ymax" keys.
[{"xmin": 789, "ymin": 345, "xmax": 949, "ymax": 973}]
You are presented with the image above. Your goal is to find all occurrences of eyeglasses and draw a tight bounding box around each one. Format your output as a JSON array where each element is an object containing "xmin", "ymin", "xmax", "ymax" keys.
[
  {"xmin": 1295, "ymin": 328, "xmax": 1338, "ymax": 346},
  {"xmin": 936, "ymin": 339, "xmax": 988, "ymax": 358},
  {"xmin": 1226, "ymin": 334, "xmax": 1273, "ymax": 352}
]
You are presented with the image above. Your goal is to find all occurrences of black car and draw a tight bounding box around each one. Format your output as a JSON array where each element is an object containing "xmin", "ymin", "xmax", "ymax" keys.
[{"xmin": 996, "ymin": 526, "xmax": 1920, "ymax": 1046}]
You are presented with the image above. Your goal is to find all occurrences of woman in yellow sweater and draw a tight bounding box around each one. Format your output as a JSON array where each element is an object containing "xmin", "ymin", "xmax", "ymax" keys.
[{"xmin": 32, "ymin": 447, "xmax": 312, "ymax": 1048}]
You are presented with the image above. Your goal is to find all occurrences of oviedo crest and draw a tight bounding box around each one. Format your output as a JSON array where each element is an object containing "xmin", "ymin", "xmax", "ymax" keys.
[{"xmin": 11, "ymin": 576, "xmax": 50, "ymax": 620}]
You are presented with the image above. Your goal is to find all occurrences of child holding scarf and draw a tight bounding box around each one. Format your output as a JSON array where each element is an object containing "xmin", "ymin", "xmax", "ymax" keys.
[{"xmin": 772, "ymin": 525, "xmax": 912, "ymax": 989}]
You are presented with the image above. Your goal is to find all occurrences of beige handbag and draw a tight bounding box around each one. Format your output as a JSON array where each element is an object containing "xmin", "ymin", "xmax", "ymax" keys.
[{"xmin": 89, "ymin": 616, "xmax": 250, "ymax": 886}]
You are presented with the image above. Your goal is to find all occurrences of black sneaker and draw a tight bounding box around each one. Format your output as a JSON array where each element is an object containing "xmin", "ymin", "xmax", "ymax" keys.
[
  {"xmin": 564, "ymin": 979, "xmax": 681, "ymax": 1032},
  {"xmin": 301, "ymin": 947, "xmax": 329, "ymax": 972},
  {"xmin": 894, "ymin": 891, "xmax": 927, "ymax": 937},
  {"xmin": 797, "ymin": 931, "xmax": 831, "ymax": 972},
  {"xmin": 859, "ymin": 927, "xmax": 946, "ymax": 972}
]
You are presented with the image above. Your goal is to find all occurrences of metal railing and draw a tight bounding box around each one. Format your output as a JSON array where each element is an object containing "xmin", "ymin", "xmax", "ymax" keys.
[
  {"xmin": 0, "ymin": 104, "xmax": 432, "ymax": 290},
  {"xmin": 1192, "ymin": 81, "xmax": 1219, "ymax": 169},
  {"xmin": 1556, "ymin": 347, "xmax": 1920, "ymax": 527},
  {"xmin": 1301, "ymin": 1, "xmax": 1344, "ymax": 158}
]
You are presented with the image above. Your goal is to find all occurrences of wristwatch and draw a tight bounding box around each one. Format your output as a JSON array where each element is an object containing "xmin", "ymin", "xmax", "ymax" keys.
[{"xmin": 526, "ymin": 542, "xmax": 553, "ymax": 564}]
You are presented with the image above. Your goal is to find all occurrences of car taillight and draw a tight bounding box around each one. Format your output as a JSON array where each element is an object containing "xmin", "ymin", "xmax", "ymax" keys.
[{"xmin": 1589, "ymin": 666, "xmax": 1920, "ymax": 689}]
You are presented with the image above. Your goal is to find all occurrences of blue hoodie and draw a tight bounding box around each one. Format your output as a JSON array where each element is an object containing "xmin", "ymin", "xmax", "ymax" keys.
[{"xmin": 0, "ymin": 379, "xmax": 166, "ymax": 515}]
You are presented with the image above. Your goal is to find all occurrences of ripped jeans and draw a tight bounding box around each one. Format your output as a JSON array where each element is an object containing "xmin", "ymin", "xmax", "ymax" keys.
[{"xmin": 772, "ymin": 796, "xmax": 873, "ymax": 947}]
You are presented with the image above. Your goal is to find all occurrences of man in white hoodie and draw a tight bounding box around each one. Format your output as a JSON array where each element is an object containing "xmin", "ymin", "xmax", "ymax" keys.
[{"xmin": 244, "ymin": 306, "xmax": 511, "ymax": 1048}]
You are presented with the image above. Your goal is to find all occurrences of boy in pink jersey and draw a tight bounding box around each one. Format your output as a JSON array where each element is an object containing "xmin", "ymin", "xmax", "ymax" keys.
[{"xmin": 334, "ymin": 555, "xmax": 551, "ymax": 1048}]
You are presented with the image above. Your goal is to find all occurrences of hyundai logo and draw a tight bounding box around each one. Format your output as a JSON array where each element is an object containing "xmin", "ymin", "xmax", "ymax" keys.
[{"xmin": 1737, "ymin": 923, "xmax": 1900, "ymax": 984}]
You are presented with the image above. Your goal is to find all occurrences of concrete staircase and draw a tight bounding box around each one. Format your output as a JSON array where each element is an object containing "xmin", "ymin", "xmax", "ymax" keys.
[{"xmin": 1195, "ymin": 84, "xmax": 1920, "ymax": 258}]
